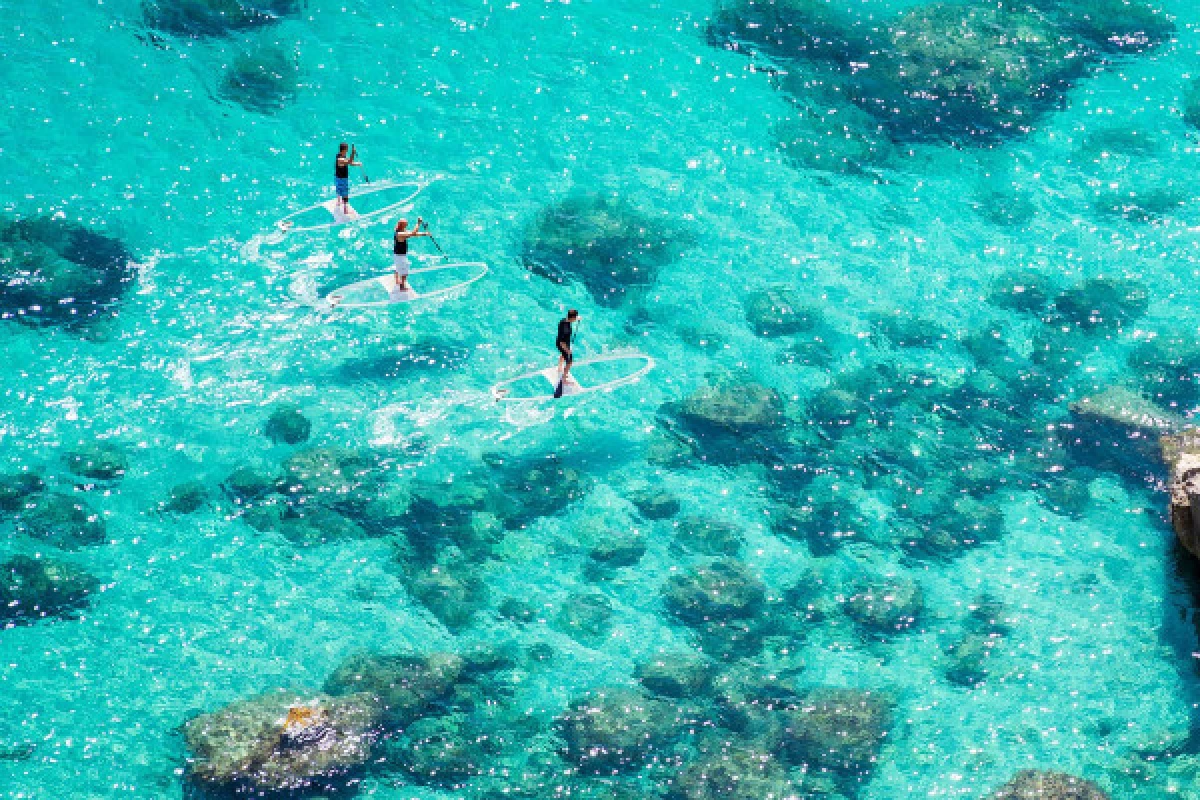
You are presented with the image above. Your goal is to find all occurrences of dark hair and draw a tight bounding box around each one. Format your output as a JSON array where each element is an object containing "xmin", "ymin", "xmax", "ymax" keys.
[
  {"xmin": 339, "ymin": 142, "xmax": 348, "ymax": 151},
  {"xmin": 567, "ymin": 309, "xmax": 579, "ymax": 319}
]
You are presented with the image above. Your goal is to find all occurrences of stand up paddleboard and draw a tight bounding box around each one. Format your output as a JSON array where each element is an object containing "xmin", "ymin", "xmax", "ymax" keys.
[
  {"xmin": 491, "ymin": 354, "xmax": 655, "ymax": 402},
  {"xmin": 326, "ymin": 261, "xmax": 489, "ymax": 309},
  {"xmin": 275, "ymin": 180, "xmax": 425, "ymax": 234}
]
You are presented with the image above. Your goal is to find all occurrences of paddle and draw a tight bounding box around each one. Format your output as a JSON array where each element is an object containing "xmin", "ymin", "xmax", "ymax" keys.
[
  {"xmin": 352, "ymin": 145, "xmax": 370, "ymax": 184},
  {"xmin": 422, "ymin": 219, "xmax": 445, "ymax": 257}
]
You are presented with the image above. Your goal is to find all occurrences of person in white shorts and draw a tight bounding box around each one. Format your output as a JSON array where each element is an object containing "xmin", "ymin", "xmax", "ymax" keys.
[{"xmin": 393, "ymin": 217, "xmax": 432, "ymax": 292}]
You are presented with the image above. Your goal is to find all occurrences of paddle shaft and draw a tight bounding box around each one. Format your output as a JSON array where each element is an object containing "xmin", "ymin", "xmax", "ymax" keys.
[
  {"xmin": 422, "ymin": 221, "xmax": 445, "ymax": 256},
  {"xmin": 352, "ymin": 145, "xmax": 370, "ymax": 183}
]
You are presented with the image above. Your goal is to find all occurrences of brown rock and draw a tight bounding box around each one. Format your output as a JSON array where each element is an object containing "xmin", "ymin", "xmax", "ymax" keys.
[{"xmin": 1164, "ymin": 429, "xmax": 1200, "ymax": 559}]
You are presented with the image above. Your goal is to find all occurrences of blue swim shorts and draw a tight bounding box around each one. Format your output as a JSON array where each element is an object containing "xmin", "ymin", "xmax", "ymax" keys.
[{"xmin": 335, "ymin": 177, "xmax": 349, "ymax": 199}]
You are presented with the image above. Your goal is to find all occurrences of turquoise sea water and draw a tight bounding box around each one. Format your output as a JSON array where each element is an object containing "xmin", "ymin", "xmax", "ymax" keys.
[{"xmin": 6, "ymin": 0, "xmax": 1200, "ymax": 797}]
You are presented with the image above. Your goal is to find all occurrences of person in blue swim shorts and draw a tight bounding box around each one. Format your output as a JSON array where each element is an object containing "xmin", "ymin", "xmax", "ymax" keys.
[{"xmin": 334, "ymin": 143, "xmax": 361, "ymax": 215}]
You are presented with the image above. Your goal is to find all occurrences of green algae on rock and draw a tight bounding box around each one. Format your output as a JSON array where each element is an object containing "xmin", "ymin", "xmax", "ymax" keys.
[
  {"xmin": 0, "ymin": 555, "xmax": 98, "ymax": 625},
  {"xmin": 782, "ymin": 688, "xmax": 892, "ymax": 779}
]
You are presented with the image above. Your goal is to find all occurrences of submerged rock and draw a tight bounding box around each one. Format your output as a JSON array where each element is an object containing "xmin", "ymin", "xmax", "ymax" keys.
[
  {"xmin": 1127, "ymin": 335, "xmax": 1200, "ymax": 411},
  {"xmin": 278, "ymin": 446, "xmax": 376, "ymax": 509},
  {"xmin": 707, "ymin": 0, "xmax": 868, "ymax": 63},
  {"xmin": 664, "ymin": 559, "xmax": 766, "ymax": 624},
  {"xmin": 15, "ymin": 493, "xmax": 106, "ymax": 549},
  {"xmin": 408, "ymin": 565, "xmax": 490, "ymax": 631},
  {"xmin": 986, "ymin": 769, "xmax": 1110, "ymax": 799},
  {"xmin": 668, "ymin": 747, "xmax": 792, "ymax": 800},
  {"xmin": 521, "ymin": 192, "xmax": 688, "ymax": 306},
  {"xmin": 673, "ymin": 515, "xmax": 744, "ymax": 557},
  {"xmin": 1034, "ymin": 0, "xmax": 1173, "ymax": 54},
  {"xmin": 0, "ymin": 216, "xmax": 135, "ymax": 331},
  {"xmin": 1053, "ymin": 278, "xmax": 1149, "ymax": 334},
  {"xmin": 144, "ymin": 0, "xmax": 300, "ymax": 37},
  {"xmin": 554, "ymin": 591, "xmax": 614, "ymax": 642},
  {"xmin": 160, "ymin": 480, "xmax": 210, "ymax": 514},
  {"xmin": 988, "ymin": 270, "xmax": 1054, "ymax": 314},
  {"xmin": 869, "ymin": 309, "xmax": 947, "ymax": 348},
  {"xmin": 558, "ymin": 686, "xmax": 678, "ymax": 772},
  {"xmin": 0, "ymin": 472, "xmax": 44, "ymax": 512},
  {"xmin": 1063, "ymin": 387, "xmax": 1181, "ymax": 480},
  {"xmin": 588, "ymin": 530, "xmax": 647, "ymax": 570},
  {"xmin": 65, "ymin": 442, "xmax": 128, "ymax": 482},
  {"xmin": 628, "ymin": 488, "xmax": 680, "ymax": 520},
  {"xmin": 781, "ymin": 688, "xmax": 891, "ymax": 778},
  {"xmin": 487, "ymin": 453, "xmax": 592, "ymax": 529},
  {"xmin": 773, "ymin": 107, "xmax": 892, "ymax": 177},
  {"xmin": 0, "ymin": 555, "xmax": 97, "ymax": 624},
  {"xmin": 678, "ymin": 382, "xmax": 785, "ymax": 437},
  {"xmin": 324, "ymin": 651, "xmax": 463, "ymax": 728},
  {"xmin": 845, "ymin": 575, "xmax": 923, "ymax": 633},
  {"xmin": 277, "ymin": 506, "xmax": 368, "ymax": 546},
  {"xmin": 222, "ymin": 44, "xmax": 298, "ymax": 114},
  {"xmin": 183, "ymin": 690, "xmax": 381, "ymax": 793},
  {"xmin": 636, "ymin": 652, "xmax": 712, "ymax": 698},
  {"xmin": 263, "ymin": 404, "xmax": 311, "ymax": 445},
  {"xmin": 386, "ymin": 713, "xmax": 490, "ymax": 786},
  {"xmin": 851, "ymin": 3, "xmax": 1086, "ymax": 142},
  {"xmin": 223, "ymin": 464, "xmax": 277, "ymax": 505},
  {"xmin": 944, "ymin": 632, "xmax": 1000, "ymax": 687},
  {"xmin": 744, "ymin": 287, "xmax": 821, "ymax": 337}
]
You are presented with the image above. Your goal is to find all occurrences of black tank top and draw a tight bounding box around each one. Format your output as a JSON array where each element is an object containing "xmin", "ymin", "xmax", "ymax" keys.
[
  {"xmin": 335, "ymin": 158, "xmax": 349, "ymax": 179},
  {"xmin": 394, "ymin": 234, "xmax": 408, "ymax": 255},
  {"xmin": 557, "ymin": 318, "xmax": 573, "ymax": 346}
]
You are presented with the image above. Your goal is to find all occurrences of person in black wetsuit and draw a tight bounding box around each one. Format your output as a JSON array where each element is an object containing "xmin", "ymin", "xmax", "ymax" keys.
[
  {"xmin": 555, "ymin": 309, "xmax": 580, "ymax": 397},
  {"xmin": 335, "ymin": 143, "xmax": 361, "ymax": 215},
  {"xmin": 392, "ymin": 217, "xmax": 431, "ymax": 292}
]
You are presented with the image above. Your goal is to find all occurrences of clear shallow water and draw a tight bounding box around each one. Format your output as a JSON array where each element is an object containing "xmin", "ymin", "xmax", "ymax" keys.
[{"xmin": 4, "ymin": 0, "xmax": 1200, "ymax": 797}]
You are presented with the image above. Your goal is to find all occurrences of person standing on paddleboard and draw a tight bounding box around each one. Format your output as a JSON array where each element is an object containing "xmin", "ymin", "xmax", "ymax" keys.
[
  {"xmin": 393, "ymin": 217, "xmax": 431, "ymax": 292},
  {"xmin": 555, "ymin": 310, "xmax": 580, "ymax": 398},
  {"xmin": 335, "ymin": 143, "xmax": 362, "ymax": 215}
]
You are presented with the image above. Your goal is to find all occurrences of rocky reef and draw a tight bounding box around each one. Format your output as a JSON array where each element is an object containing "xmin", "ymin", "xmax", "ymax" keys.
[
  {"xmin": 263, "ymin": 404, "xmax": 311, "ymax": 445},
  {"xmin": 558, "ymin": 686, "xmax": 679, "ymax": 772},
  {"xmin": 14, "ymin": 492, "xmax": 107, "ymax": 549},
  {"xmin": 0, "ymin": 216, "xmax": 135, "ymax": 331}
]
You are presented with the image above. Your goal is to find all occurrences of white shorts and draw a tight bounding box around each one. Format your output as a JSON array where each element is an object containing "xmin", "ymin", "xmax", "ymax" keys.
[{"xmin": 393, "ymin": 254, "xmax": 410, "ymax": 276}]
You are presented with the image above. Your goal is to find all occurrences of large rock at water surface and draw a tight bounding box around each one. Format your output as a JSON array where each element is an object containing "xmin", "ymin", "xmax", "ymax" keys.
[
  {"xmin": 222, "ymin": 43, "xmax": 298, "ymax": 114},
  {"xmin": 521, "ymin": 192, "xmax": 688, "ymax": 306},
  {"xmin": 0, "ymin": 555, "xmax": 97, "ymax": 625},
  {"xmin": 324, "ymin": 651, "xmax": 463, "ymax": 728},
  {"xmin": 1164, "ymin": 429, "xmax": 1200, "ymax": 561},
  {"xmin": 183, "ymin": 689, "xmax": 381, "ymax": 793},
  {"xmin": 986, "ymin": 769, "xmax": 1110, "ymax": 799},
  {"xmin": 0, "ymin": 217, "xmax": 135, "ymax": 331},
  {"xmin": 558, "ymin": 686, "xmax": 679, "ymax": 772},
  {"xmin": 144, "ymin": 0, "xmax": 300, "ymax": 37},
  {"xmin": 15, "ymin": 493, "xmax": 106, "ymax": 549}
]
